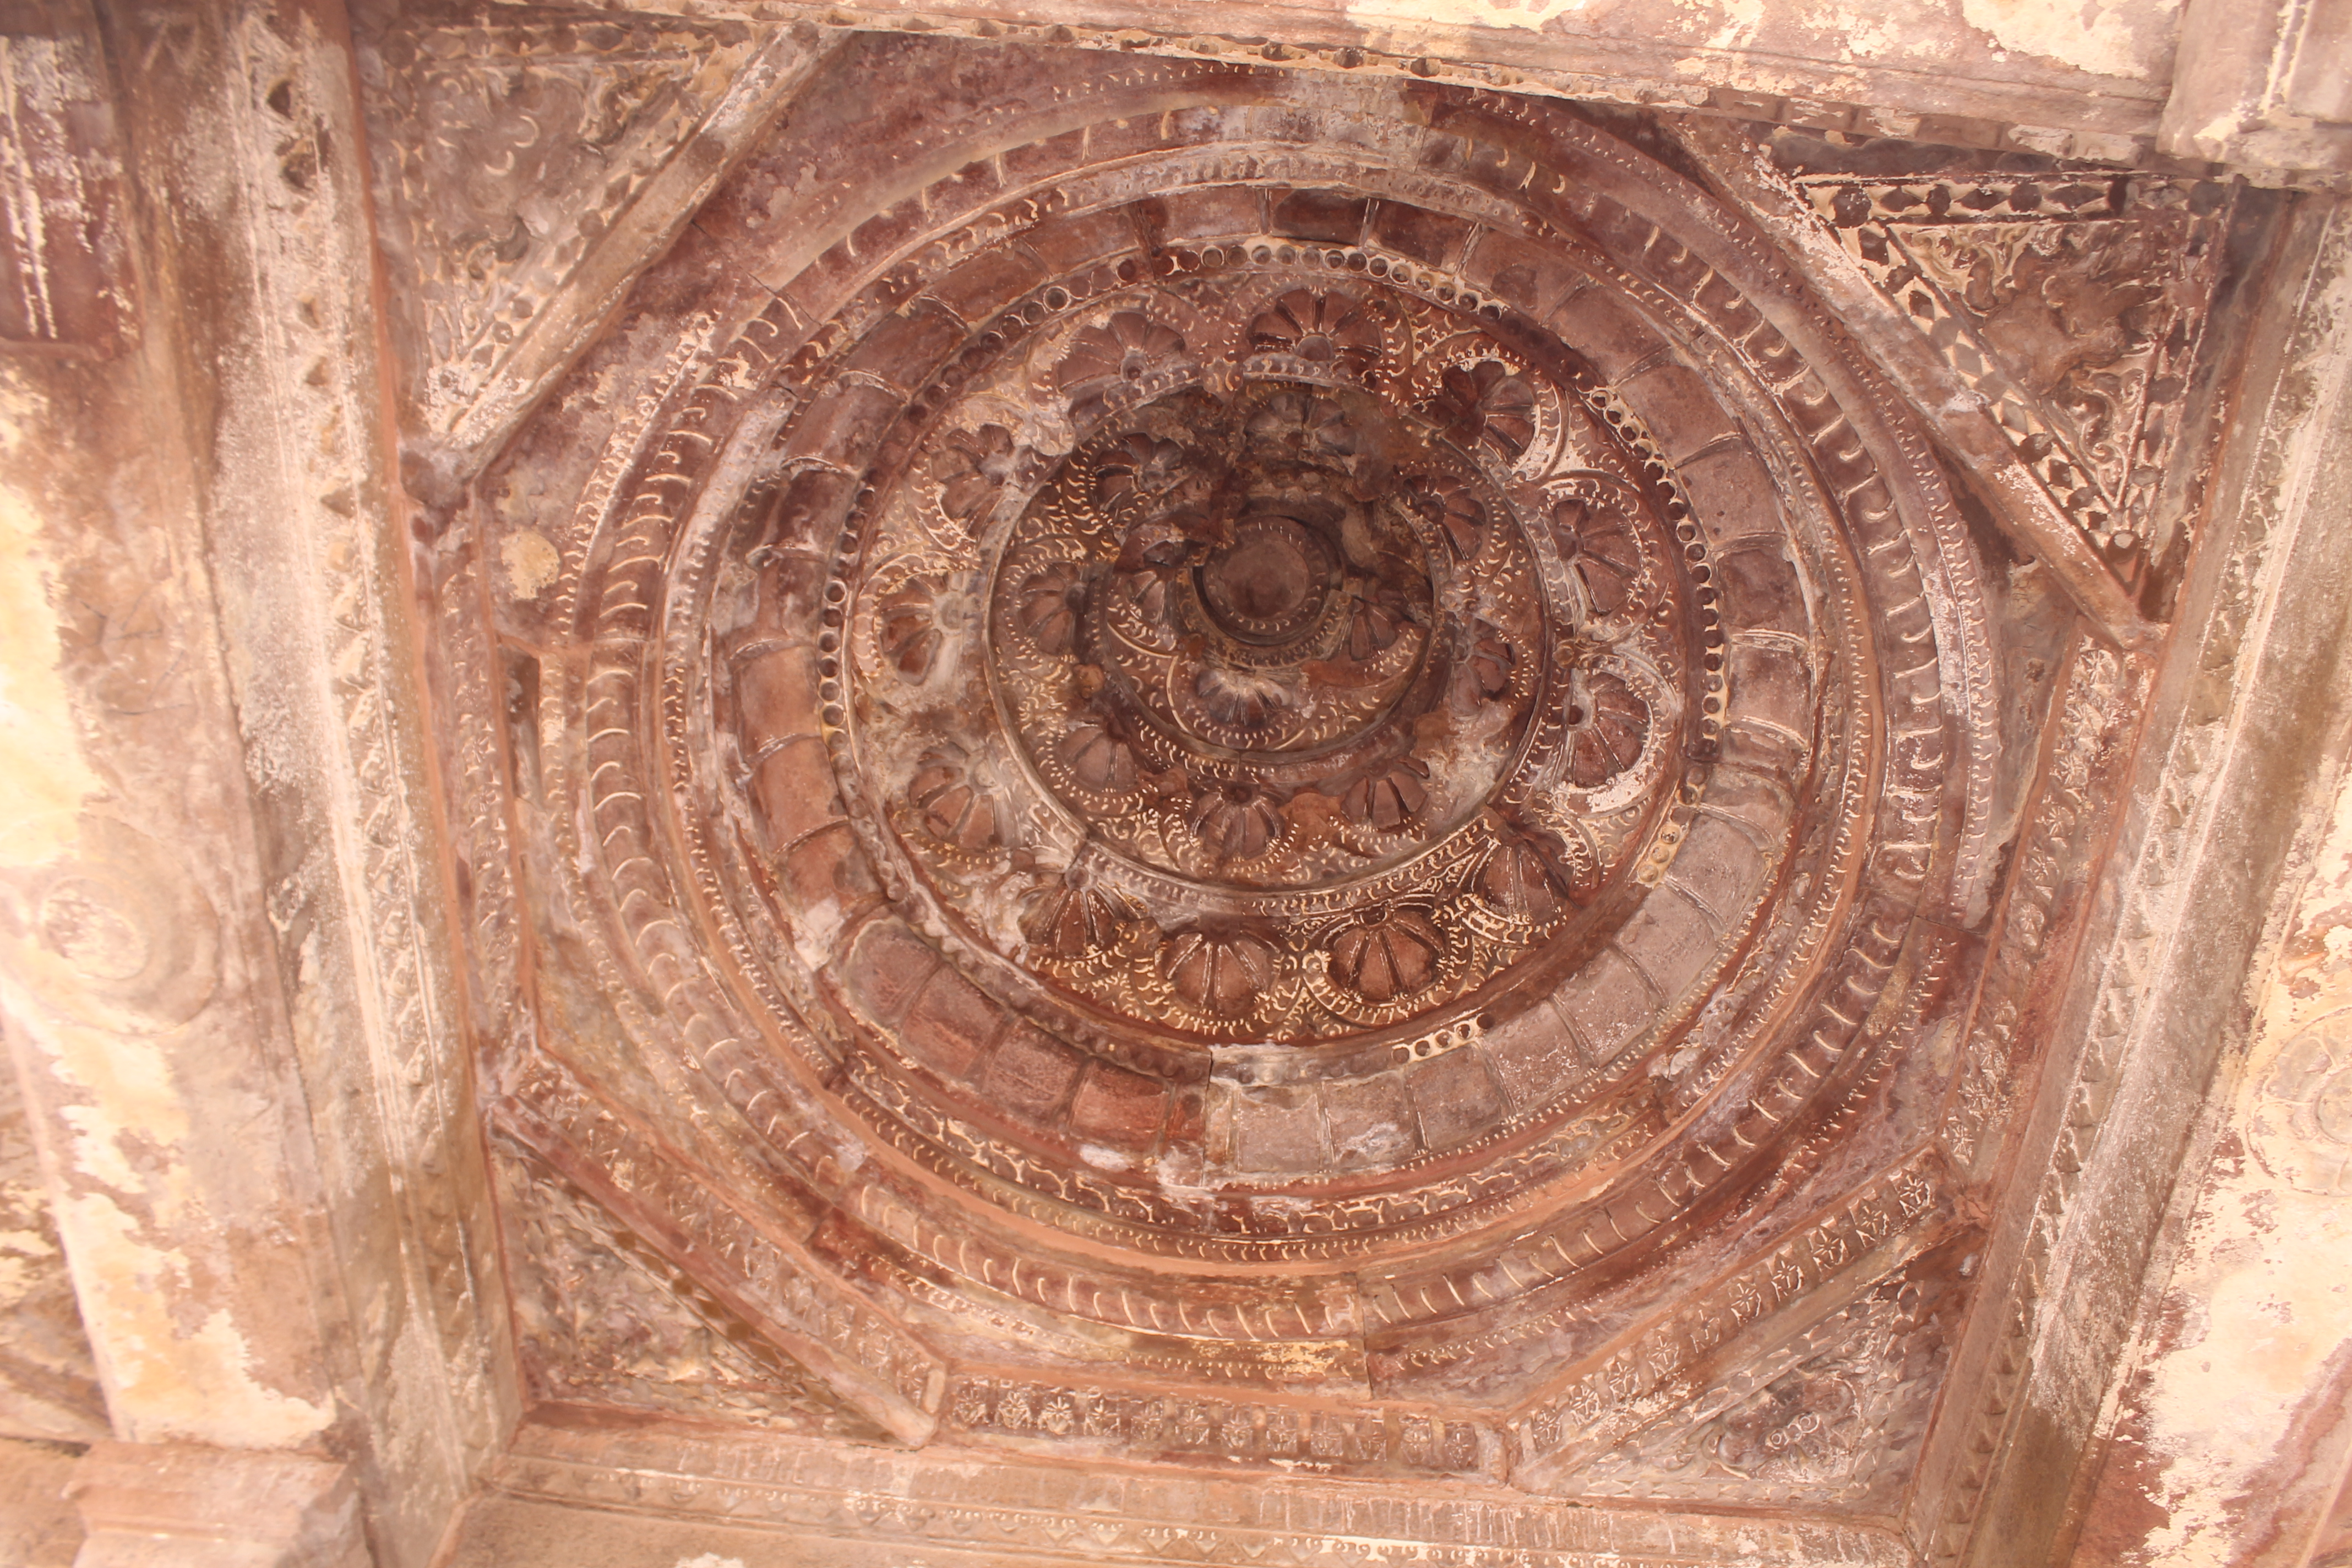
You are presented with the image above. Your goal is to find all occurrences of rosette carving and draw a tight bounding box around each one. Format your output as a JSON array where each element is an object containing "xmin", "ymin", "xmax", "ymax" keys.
[
  {"xmin": 907, "ymin": 754, "xmax": 1000, "ymax": 852},
  {"xmin": 1326, "ymin": 906, "xmax": 1446, "ymax": 1003},
  {"xmin": 1059, "ymin": 311, "xmax": 1186, "ymax": 390},
  {"xmin": 1187, "ymin": 784, "xmax": 1287, "ymax": 862},
  {"xmin": 1476, "ymin": 835, "xmax": 1582, "ymax": 926},
  {"xmin": 1564, "ymin": 669, "xmax": 1651, "ymax": 789},
  {"xmin": 1553, "ymin": 490, "xmax": 1650, "ymax": 620},
  {"xmin": 1341, "ymin": 758, "xmax": 1430, "ymax": 832},
  {"xmin": 1160, "ymin": 925, "xmax": 1282, "ymax": 1017},
  {"xmin": 1013, "ymin": 562, "xmax": 1087, "ymax": 655},
  {"xmin": 1404, "ymin": 470, "xmax": 1488, "ymax": 563},
  {"xmin": 847, "ymin": 295, "xmax": 1698, "ymax": 1044},
  {"xmin": 1021, "ymin": 875, "xmax": 1142, "ymax": 962},
  {"xmin": 930, "ymin": 423, "xmax": 1019, "ymax": 532},
  {"xmin": 1248, "ymin": 290, "xmax": 1382, "ymax": 375},
  {"xmin": 877, "ymin": 577, "xmax": 948, "ymax": 682},
  {"xmin": 1430, "ymin": 360, "xmax": 1537, "ymax": 458},
  {"xmin": 1057, "ymin": 719, "xmax": 1140, "ymax": 794}
]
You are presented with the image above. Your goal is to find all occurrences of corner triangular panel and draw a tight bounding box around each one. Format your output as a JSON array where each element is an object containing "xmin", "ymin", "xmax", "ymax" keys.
[
  {"xmin": 498, "ymin": 1146, "xmax": 886, "ymax": 1441},
  {"xmin": 1564, "ymin": 1260, "xmax": 1962, "ymax": 1512},
  {"xmin": 360, "ymin": 9, "xmax": 767, "ymax": 433},
  {"xmin": 1799, "ymin": 173, "xmax": 2230, "ymax": 589}
]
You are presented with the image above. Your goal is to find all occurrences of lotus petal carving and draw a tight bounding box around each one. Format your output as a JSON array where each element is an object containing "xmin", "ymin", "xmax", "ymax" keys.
[
  {"xmin": 1326, "ymin": 906, "xmax": 1445, "ymax": 1002},
  {"xmin": 1160, "ymin": 925, "xmax": 1281, "ymax": 1016}
]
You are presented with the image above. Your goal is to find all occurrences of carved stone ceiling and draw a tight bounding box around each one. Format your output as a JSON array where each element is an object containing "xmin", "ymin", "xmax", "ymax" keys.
[{"xmin": 372, "ymin": 23, "xmax": 2256, "ymax": 1555}]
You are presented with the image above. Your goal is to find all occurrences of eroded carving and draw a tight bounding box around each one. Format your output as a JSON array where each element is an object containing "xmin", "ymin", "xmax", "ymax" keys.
[
  {"xmin": 462, "ymin": 42, "xmax": 2047, "ymax": 1504},
  {"xmin": 2251, "ymin": 1007, "xmax": 2352, "ymax": 1196},
  {"xmin": 502, "ymin": 1149, "xmax": 883, "ymax": 1438},
  {"xmin": 362, "ymin": 13, "xmax": 766, "ymax": 429},
  {"xmin": 1804, "ymin": 173, "xmax": 2230, "ymax": 585}
]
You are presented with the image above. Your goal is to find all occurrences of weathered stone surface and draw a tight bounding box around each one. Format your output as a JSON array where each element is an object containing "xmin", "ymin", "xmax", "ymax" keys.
[
  {"xmin": 0, "ymin": 4, "xmax": 2345, "ymax": 1565},
  {"xmin": 0, "ymin": 1438, "xmax": 82, "ymax": 1567},
  {"xmin": 0, "ymin": 1037, "xmax": 105, "ymax": 1444},
  {"xmin": 68, "ymin": 1442, "xmax": 368, "ymax": 1568}
]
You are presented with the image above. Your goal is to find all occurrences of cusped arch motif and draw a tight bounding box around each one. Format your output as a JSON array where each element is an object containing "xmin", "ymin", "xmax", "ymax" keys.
[{"xmin": 519, "ymin": 69, "xmax": 2000, "ymax": 1478}]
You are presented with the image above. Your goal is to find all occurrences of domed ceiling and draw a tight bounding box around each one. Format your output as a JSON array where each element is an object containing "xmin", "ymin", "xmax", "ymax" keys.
[{"xmin": 427, "ymin": 28, "xmax": 2226, "ymax": 1539}]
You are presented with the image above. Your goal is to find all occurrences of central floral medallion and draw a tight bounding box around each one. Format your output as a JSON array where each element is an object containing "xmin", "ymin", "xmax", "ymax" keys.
[
  {"xmin": 835, "ymin": 275, "xmax": 1702, "ymax": 1048},
  {"xmin": 999, "ymin": 384, "xmax": 1517, "ymax": 886}
]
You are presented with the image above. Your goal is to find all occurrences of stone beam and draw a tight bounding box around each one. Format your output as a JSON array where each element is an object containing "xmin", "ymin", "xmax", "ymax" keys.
[
  {"xmin": 2062, "ymin": 206, "xmax": 2352, "ymax": 1568},
  {"xmin": 563, "ymin": 0, "xmax": 2187, "ymax": 159},
  {"xmin": 0, "ymin": 1, "xmax": 513, "ymax": 1562},
  {"xmin": 67, "ymin": 1442, "xmax": 369, "ymax": 1568},
  {"xmin": 2162, "ymin": 0, "xmax": 2352, "ymax": 181},
  {"xmin": 444, "ymin": 1413, "xmax": 1922, "ymax": 1567}
]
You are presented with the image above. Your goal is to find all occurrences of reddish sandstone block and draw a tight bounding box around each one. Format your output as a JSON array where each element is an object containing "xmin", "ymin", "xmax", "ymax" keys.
[
  {"xmin": 775, "ymin": 381, "xmax": 903, "ymax": 469},
  {"xmin": 1546, "ymin": 286, "xmax": 1659, "ymax": 381},
  {"xmin": 1719, "ymin": 711, "xmax": 1811, "ymax": 787},
  {"xmin": 1556, "ymin": 948, "xmax": 1659, "ymax": 1066},
  {"xmin": 759, "ymin": 471, "xmax": 855, "ymax": 560},
  {"xmin": 1678, "ymin": 445, "xmax": 1785, "ymax": 549},
  {"xmin": 1018, "ymin": 209, "xmax": 1139, "ymax": 275},
  {"xmin": 899, "ymin": 966, "xmax": 1007, "ymax": 1082},
  {"xmin": 1407, "ymin": 1048, "xmax": 1506, "ymax": 1151},
  {"xmin": 1068, "ymin": 1063, "xmax": 1168, "ymax": 1152},
  {"xmin": 922, "ymin": 245, "xmax": 1049, "ymax": 326},
  {"xmin": 1714, "ymin": 544, "xmax": 1810, "ymax": 637},
  {"xmin": 1615, "ymin": 887, "xmax": 1720, "ymax": 1004},
  {"xmin": 1693, "ymin": 270, "xmax": 1765, "ymax": 344},
  {"xmin": 1667, "ymin": 815, "xmax": 1766, "ymax": 923},
  {"xmin": 1459, "ymin": 231, "xmax": 1579, "ymax": 314},
  {"xmin": 840, "ymin": 301, "xmax": 968, "ymax": 393},
  {"xmin": 1000, "ymin": 127, "xmax": 1088, "ymax": 185},
  {"xmin": 1161, "ymin": 104, "xmax": 1242, "ymax": 153},
  {"xmin": 981, "ymin": 1024, "xmax": 1084, "ymax": 1120},
  {"xmin": 748, "ymin": 739, "xmax": 840, "ymax": 845},
  {"xmin": 841, "ymin": 918, "xmax": 939, "ymax": 1025},
  {"xmin": 780, "ymin": 823, "xmax": 880, "ymax": 924},
  {"xmin": 764, "ymin": 237, "xmax": 861, "ymax": 314},
  {"xmin": 1695, "ymin": 766, "xmax": 1792, "ymax": 845},
  {"xmin": 1461, "ymin": 134, "xmax": 1522, "ymax": 193},
  {"xmin": 1615, "ymin": 360, "xmax": 1739, "ymax": 461},
  {"xmin": 1271, "ymin": 188, "xmax": 1370, "ymax": 245},
  {"xmin": 848, "ymin": 195, "xmax": 933, "ymax": 270},
  {"xmin": 1161, "ymin": 184, "xmax": 1264, "ymax": 242},
  {"xmin": 1162, "ymin": 1083, "xmax": 1209, "ymax": 1160},
  {"xmin": 1478, "ymin": 1003, "xmax": 1589, "ymax": 1112},
  {"xmin": 1081, "ymin": 112, "xmax": 1185, "ymax": 165},
  {"xmin": 1725, "ymin": 643, "xmax": 1813, "ymax": 742},
  {"xmin": 1371, "ymin": 202, "xmax": 1473, "ymax": 269},
  {"xmin": 1323, "ymin": 1071, "xmax": 1420, "ymax": 1168},
  {"xmin": 732, "ymin": 647, "xmax": 822, "ymax": 750},
  {"xmin": 924, "ymin": 157, "xmax": 1004, "ymax": 223},
  {"xmin": 1226, "ymin": 1085, "xmax": 1328, "ymax": 1175}
]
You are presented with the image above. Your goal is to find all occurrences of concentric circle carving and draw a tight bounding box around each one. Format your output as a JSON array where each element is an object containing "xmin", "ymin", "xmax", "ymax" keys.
[
  {"xmin": 538, "ymin": 78, "xmax": 1997, "ymax": 1400},
  {"xmin": 835, "ymin": 306, "xmax": 1694, "ymax": 1050}
]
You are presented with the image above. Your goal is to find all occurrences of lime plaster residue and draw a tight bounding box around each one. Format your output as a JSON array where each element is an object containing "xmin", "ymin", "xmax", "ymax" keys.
[
  {"xmin": 61, "ymin": 1189, "xmax": 334, "ymax": 1449},
  {"xmin": 1957, "ymin": 0, "xmax": 2176, "ymax": 79},
  {"xmin": 502, "ymin": 530, "xmax": 561, "ymax": 600},
  {"xmin": 1341, "ymin": 0, "xmax": 1599, "ymax": 32},
  {"xmin": 0, "ymin": 384, "xmax": 104, "ymax": 859},
  {"xmin": 2, "ymin": 372, "xmax": 333, "ymax": 1451},
  {"xmin": 2127, "ymin": 766, "xmax": 2352, "ymax": 1562}
]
